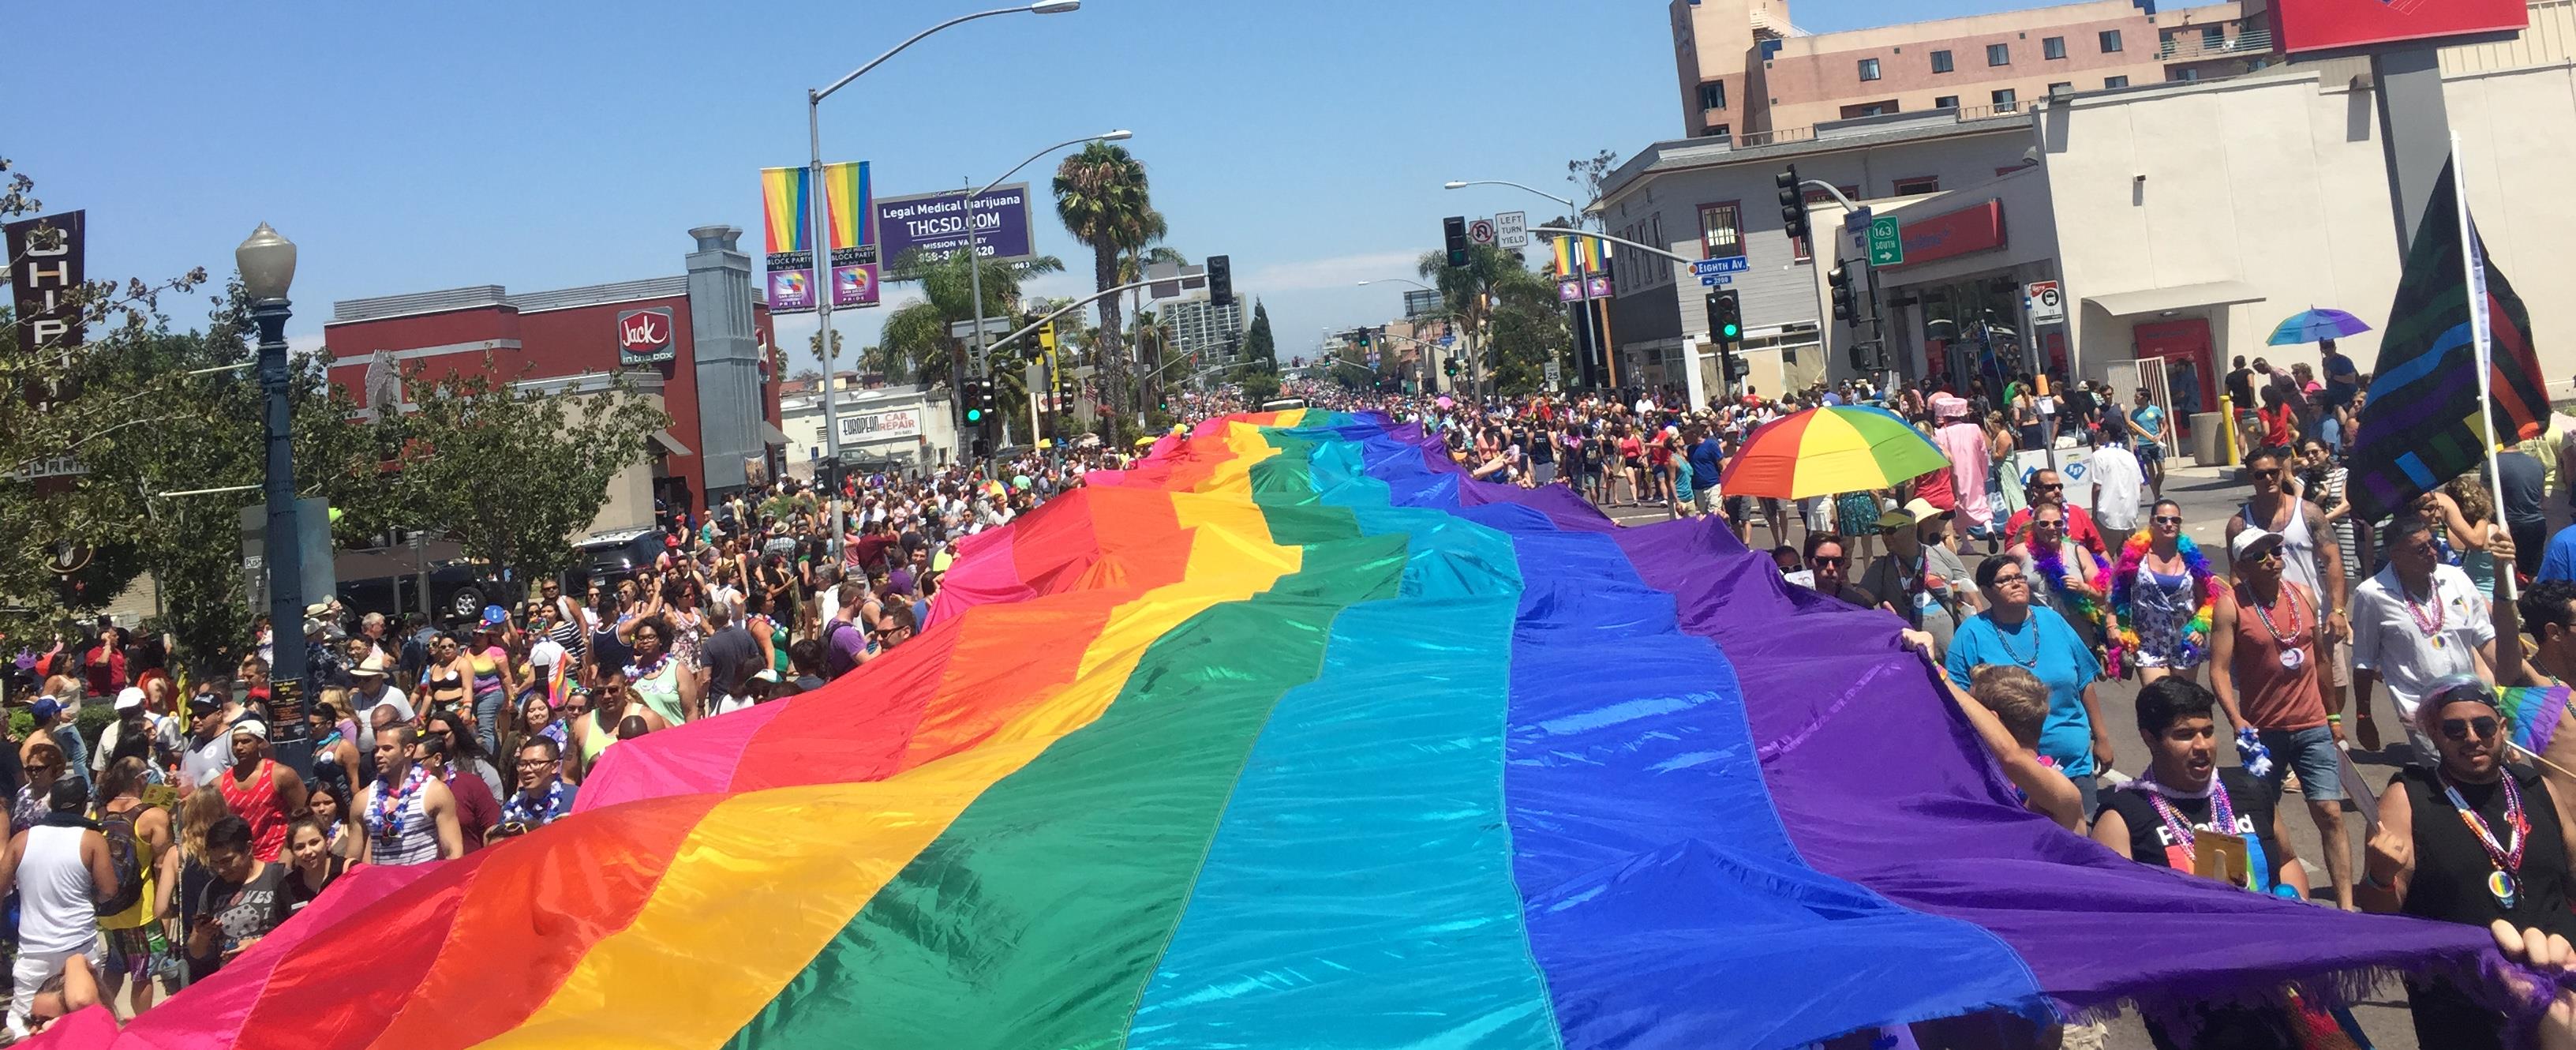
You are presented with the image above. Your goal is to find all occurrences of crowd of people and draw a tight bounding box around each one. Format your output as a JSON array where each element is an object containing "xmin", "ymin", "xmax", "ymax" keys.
[
  {"xmin": 1301, "ymin": 358, "xmax": 2576, "ymax": 1048},
  {"xmin": 10, "ymin": 364, "xmax": 2576, "ymax": 1044}
]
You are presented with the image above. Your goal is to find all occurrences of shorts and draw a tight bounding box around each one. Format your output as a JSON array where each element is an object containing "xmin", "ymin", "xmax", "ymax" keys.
[
  {"xmin": 2256, "ymin": 725, "xmax": 2344, "ymax": 802},
  {"xmin": 1623, "ymin": 456, "xmax": 1642, "ymax": 471},
  {"xmin": 1694, "ymin": 488, "xmax": 1721, "ymax": 515},
  {"xmin": 101, "ymin": 924, "xmax": 171, "ymax": 983},
  {"xmin": 2135, "ymin": 441, "xmax": 2165, "ymax": 465},
  {"xmin": 2128, "ymin": 646, "xmax": 2202, "ymax": 671},
  {"xmin": 1724, "ymin": 495, "xmax": 1750, "ymax": 522}
]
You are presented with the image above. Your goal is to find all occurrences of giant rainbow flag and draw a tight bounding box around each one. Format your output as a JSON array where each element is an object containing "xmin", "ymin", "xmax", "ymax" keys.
[{"xmin": 53, "ymin": 412, "xmax": 2528, "ymax": 1049}]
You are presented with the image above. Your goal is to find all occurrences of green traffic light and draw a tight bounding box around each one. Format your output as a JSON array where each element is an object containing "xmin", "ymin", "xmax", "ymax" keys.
[
  {"xmin": 1722, "ymin": 323, "xmax": 1740, "ymax": 339},
  {"xmin": 966, "ymin": 407, "xmax": 983, "ymax": 422}
]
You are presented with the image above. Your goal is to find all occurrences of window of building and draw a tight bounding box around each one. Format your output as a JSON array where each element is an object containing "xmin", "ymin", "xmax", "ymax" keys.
[
  {"xmin": 2104, "ymin": 75, "xmax": 2130, "ymax": 88},
  {"xmin": 2099, "ymin": 29, "xmax": 2124, "ymax": 53},
  {"xmin": 1934, "ymin": 95, "xmax": 1960, "ymax": 110},
  {"xmin": 1699, "ymin": 201, "xmax": 1744, "ymax": 259},
  {"xmin": 1987, "ymin": 43, "xmax": 2011, "ymax": 66},
  {"xmin": 1840, "ymin": 99, "xmax": 1899, "ymax": 118},
  {"xmin": 2203, "ymin": 25, "xmax": 2225, "ymax": 49},
  {"xmin": 1992, "ymin": 88, "xmax": 2018, "ymax": 109},
  {"xmin": 1892, "ymin": 176, "xmax": 1941, "ymax": 196},
  {"xmin": 1859, "ymin": 57, "xmax": 1881, "ymax": 81},
  {"xmin": 2043, "ymin": 36, "xmax": 2067, "ymax": 59},
  {"xmin": 2170, "ymin": 68, "xmax": 2200, "ymax": 82},
  {"xmin": 1931, "ymin": 49, "xmax": 1954, "ymax": 73},
  {"xmin": 1699, "ymin": 81, "xmax": 1727, "ymax": 111}
]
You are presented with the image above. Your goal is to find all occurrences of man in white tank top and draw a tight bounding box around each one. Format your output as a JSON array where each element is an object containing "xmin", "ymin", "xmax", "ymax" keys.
[
  {"xmin": 0, "ymin": 780, "xmax": 119, "ymax": 1040},
  {"xmin": 2227, "ymin": 446, "xmax": 2353, "ymax": 721}
]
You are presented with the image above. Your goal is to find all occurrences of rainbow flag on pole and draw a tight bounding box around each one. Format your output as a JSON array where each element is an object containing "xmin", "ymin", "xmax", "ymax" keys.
[{"xmin": 58, "ymin": 414, "xmax": 2522, "ymax": 1050}]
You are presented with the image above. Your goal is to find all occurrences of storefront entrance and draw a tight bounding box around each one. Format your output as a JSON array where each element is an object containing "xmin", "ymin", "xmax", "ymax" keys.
[{"xmin": 2132, "ymin": 318, "xmax": 2216, "ymax": 421}]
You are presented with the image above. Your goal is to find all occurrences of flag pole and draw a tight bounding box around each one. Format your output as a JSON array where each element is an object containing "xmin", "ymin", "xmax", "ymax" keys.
[{"xmin": 2456, "ymin": 132, "xmax": 2518, "ymax": 602}]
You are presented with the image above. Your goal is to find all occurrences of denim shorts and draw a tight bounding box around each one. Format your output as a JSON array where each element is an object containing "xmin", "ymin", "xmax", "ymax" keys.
[{"xmin": 2256, "ymin": 725, "xmax": 2343, "ymax": 802}]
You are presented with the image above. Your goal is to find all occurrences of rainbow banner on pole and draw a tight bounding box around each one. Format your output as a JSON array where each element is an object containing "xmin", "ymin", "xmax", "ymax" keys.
[
  {"xmin": 51, "ymin": 414, "xmax": 2528, "ymax": 1050},
  {"xmin": 758, "ymin": 160, "xmax": 877, "ymax": 314}
]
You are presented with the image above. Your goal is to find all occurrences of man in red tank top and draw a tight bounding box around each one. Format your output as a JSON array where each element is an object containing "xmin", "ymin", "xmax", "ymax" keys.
[{"xmin": 217, "ymin": 721, "xmax": 306, "ymax": 864}]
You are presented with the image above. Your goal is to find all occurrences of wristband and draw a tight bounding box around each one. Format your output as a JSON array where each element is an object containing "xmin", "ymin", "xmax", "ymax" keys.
[
  {"xmin": 2361, "ymin": 868, "xmax": 2394, "ymax": 890},
  {"xmin": 2327, "ymin": 714, "xmax": 2342, "ymax": 724}
]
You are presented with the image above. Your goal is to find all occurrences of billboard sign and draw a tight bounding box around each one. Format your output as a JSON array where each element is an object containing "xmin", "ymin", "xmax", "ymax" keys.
[
  {"xmin": 1889, "ymin": 199, "xmax": 2006, "ymax": 268},
  {"xmin": 838, "ymin": 407, "xmax": 922, "ymax": 442},
  {"xmin": 2270, "ymin": 0, "xmax": 2527, "ymax": 54},
  {"xmin": 6, "ymin": 210, "xmax": 86, "ymax": 359},
  {"xmin": 759, "ymin": 161, "xmax": 879, "ymax": 315},
  {"xmin": 876, "ymin": 183, "xmax": 1036, "ymax": 266},
  {"xmin": 1402, "ymin": 288, "xmax": 1443, "ymax": 318},
  {"xmin": 617, "ymin": 307, "xmax": 677, "ymax": 365}
]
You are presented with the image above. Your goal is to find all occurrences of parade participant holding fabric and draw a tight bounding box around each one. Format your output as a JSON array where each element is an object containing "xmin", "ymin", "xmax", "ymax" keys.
[
  {"xmin": 2361, "ymin": 677, "xmax": 2576, "ymax": 1050},
  {"xmin": 1948, "ymin": 554, "xmax": 2114, "ymax": 814},
  {"xmin": 2210, "ymin": 528, "xmax": 2352, "ymax": 910},
  {"xmin": 2092, "ymin": 678, "xmax": 2309, "ymax": 1050},
  {"xmin": 1863, "ymin": 500, "xmax": 1972, "ymax": 658},
  {"xmin": 2106, "ymin": 501, "xmax": 2219, "ymax": 684}
]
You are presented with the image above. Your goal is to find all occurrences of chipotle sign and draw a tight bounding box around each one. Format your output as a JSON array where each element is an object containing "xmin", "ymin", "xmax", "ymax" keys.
[{"xmin": 1889, "ymin": 200, "xmax": 2006, "ymax": 269}]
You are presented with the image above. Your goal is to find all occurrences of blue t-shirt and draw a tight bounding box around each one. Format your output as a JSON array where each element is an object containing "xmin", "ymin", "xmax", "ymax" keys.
[
  {"xmin": 2129, "ymin": 404, "xmax": 2165, "ymax": 443},
  {"xmin": 1945, "ymin": 606, "xmax": 2102, "ymax": 776},
  {"xmin": 1688, "ymin": 438, "xmax": 1726, "ymax": 494},
  {"xmin": 2540, "ymin": 523, "xmax": 2576, "ymax": 584}
]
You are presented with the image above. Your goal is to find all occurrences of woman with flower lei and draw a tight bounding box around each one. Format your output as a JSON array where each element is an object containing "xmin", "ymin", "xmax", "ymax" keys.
[
  {"xmin": 2106, "ymin": 499, "xmax": 2223, "ymax": 681},
  {"xmin": 2011, "ymin": 502, "xmax": 2115, "ymax": 650}
]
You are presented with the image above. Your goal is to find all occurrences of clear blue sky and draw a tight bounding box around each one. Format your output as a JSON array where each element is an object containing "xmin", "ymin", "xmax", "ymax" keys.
[{"xmin": 8, "ymin": 0, "xmax": 2037, "ymax": 369}]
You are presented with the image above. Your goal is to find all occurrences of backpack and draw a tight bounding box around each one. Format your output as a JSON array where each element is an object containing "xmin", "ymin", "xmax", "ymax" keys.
[{"xmin": 94, "ymin": 805, "xmax": 145, "ymax": 917}]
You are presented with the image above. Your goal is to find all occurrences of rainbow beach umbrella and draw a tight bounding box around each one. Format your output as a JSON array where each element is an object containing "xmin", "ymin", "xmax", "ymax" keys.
[{"xmin": 1720, "ymin": 404, "xmax": 1948, "ymax": 499}]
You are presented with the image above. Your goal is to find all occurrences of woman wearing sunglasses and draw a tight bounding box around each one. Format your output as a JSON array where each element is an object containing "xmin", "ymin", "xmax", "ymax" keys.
[
  {"xmin": 2108, "ymin": 500, "xmax": 2220, "ymax": 686},
  {"xmin": 2360, "ymin": 675, "xmax": 2576, "ymax": 1050},
  {"xmin": 1947, "ymin": 553, "xmax": 2114, "ymax": 816}
]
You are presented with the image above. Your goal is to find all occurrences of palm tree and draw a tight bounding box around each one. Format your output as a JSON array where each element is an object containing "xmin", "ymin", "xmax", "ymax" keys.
[
  {"xmin": 1417, "ymin": 242, "xmax": 1535, "ymax": 397},
  {"xmin": 1054, "ymin": 142, "xmax": 1155, "ymax": 414},
  {"xmin": 876, "ymin": 247, "xmax": 1062, "ymax": 387}
]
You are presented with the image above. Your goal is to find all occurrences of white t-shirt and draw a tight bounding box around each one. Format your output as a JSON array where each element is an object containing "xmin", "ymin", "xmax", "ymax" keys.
[
  {"xmin": 2350, "ymin": 563, "xmax": 2493, "ymax": 717},
  {"xmin": 528, "ymin": 636, "xmax": 567, "ymax": 671},
  {"xmin": 2087, "ymin": 444, "xmax": 2145, "ymax": 533}
]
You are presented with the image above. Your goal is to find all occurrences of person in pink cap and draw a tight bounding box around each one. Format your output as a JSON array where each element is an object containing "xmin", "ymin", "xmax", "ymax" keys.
[{"xmin": 1931, "ymin": 395, "xmax": 1994, "ymax": 550}]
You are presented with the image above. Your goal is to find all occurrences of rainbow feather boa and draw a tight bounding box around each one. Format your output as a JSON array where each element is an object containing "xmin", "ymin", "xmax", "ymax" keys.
[
  {"xmin": 2106, "ymin": 530, "xmax": 2222, "ymax": 677},
  {"xmin": 2029, "ymin": 537, "xmax": 2115, "ymax": 643}
]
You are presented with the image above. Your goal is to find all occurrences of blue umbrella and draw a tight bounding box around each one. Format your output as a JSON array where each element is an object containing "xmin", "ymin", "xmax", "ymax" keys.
[{"xmin": 2267, "ymin": 307, "xmax": 2372, "ymax": 345}]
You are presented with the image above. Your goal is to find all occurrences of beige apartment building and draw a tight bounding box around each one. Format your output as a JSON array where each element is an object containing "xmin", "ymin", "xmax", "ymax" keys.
[{"xmin": 1672, "ymin": 0, "xmax": 2271, "ymax": 141}]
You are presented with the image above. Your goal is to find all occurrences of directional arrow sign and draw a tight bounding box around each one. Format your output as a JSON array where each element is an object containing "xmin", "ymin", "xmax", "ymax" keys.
[{"xmin": 1868, "ymin": 216, "xmax": 1904, "ymax": 266}]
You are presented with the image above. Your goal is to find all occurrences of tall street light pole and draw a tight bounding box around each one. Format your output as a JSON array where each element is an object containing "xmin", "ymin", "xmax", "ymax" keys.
[
  {"xmin": 1447, "ymin": 178, "xmax": 1589, "ymax": 395},
  {"xmin": 807, "ymin": 0, "xmax": 1080, "ymax": 558},
  {"xmin": 236, "ymin": 223, "xmax": 313, "ymax": 778},
  {"xmin": 962, "ymin": 130, "xmax": 1131, "ymax": 461}
]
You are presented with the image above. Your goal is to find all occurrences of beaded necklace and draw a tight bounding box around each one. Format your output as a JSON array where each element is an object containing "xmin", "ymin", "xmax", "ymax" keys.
[{"xmin": 365, "ymin": 766, "xmax": 429, "ymax": 844}]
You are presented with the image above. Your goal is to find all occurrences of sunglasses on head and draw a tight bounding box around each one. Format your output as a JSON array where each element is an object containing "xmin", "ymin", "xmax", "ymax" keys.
[{"xmin": 2441, "ymin": 716, "xmax": 2501, "ymax": 742}]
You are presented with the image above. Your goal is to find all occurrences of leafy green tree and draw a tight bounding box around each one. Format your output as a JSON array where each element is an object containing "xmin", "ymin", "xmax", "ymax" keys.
[
  {"xmin": 1242, "ymin": 300, "xmax": 1277, "ymax": 373},
  {"xmin": 1486, "ymin": 278, "xmax": 1570, "ymax": 394},
  {"xmin": 385, "ymin": 366, "xmax": 668, "ymax": 581},
  {"xmin": 1417, "ymin": 242, "xmax": 1548, "ymax": 396},
  {"xmin": 1053, "ymin": 143, "xmax": 1155, "ymax": 415},
  {"xmin": 878, "ymin": 246, "xmax": 1063, "ymax": 387}
]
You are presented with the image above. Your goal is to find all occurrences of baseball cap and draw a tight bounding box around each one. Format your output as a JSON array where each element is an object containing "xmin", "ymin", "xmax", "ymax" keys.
[
  {"xmin": 30, "ymin": 698, "xmax": 62, "ymax": 724},
  {"xmin": 188, "ymin": 692, "xmax": 221, "ymax": 715},
  {"xmin": 114, "ymin": 687, "xmax": 146, "ymax": 713},
  {"xmin": 232, "ymin": 719, "xmax": 269, "ymax": 741},
  {"xmin": 2230, "ymin": 529, "xmax": 2286, "ymax": 562}
]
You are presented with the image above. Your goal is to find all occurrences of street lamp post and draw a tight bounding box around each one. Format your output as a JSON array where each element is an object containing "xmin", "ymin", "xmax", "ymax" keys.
[
  {"xmin": 961, "ymin": 130, "xmax": 1130, "ymax": 461},
  {"xmin": 236, "ymin": 223, "xmax": 313, "ymax": 778},
  {"xmin": 1447, "ymin": 178, "xmax": 1589, "ymax": 394},
  {"xmin": 806, "ymin": 0, "xmax": 1079, "ymax": 557}
]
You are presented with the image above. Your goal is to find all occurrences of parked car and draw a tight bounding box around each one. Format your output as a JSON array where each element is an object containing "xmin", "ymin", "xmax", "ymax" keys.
[
  {"xmin": 335, "ymin": 543, "xmax": 497, "ymax": 625},
  {"xmin": 571, "ymin": 527, "xmax": 666, "ymax": 591}
]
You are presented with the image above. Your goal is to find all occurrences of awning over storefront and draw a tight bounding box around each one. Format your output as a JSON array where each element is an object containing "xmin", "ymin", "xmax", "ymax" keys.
[
  {"xmin": 757, "ymin": 421, "xmax": 793, "ymax": 446},
  {"xmin": 2084, "ymin": 280, "xmax": 2265, "ymax": 317},
  {"xmin": 648, "ymin": 429, "xmax": 693, "ymax": 456}
]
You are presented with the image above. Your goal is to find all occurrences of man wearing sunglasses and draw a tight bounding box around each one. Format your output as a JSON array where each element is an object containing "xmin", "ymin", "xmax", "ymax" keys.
[
  {"xmin": 1799, "ymin": 534, "xmax": 1877, "ymax": 610},
  {"xmin": 2211, "ymin": 529, "xmax": 2353, "ymax": 909},
  {"xmin": 2361, "ymin": 676, "xmax": 2576, "ymax": 1049},
  {"xmin": 2351, "ymin": 514, "xmax": 2495, "ymax": 756},
  {"xmin": 2001, "ymin": 469, "xmax": 2107, "ymax": 561},
  {"xmin": 2225, "ymin": 446, "xmax": 2349, "ymax": 657}
]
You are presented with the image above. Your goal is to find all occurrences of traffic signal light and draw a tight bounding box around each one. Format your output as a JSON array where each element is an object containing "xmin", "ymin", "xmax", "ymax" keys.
[
  {"xmin": 978, "ymin": 377, "xmax": 998, "ymax": 419},
  {"xmin": 1354, "ymin": 328, "xmax": 1371, "ymax": 349},
  {"xmin": 1443, "ymin": 358, "xmax": 1461, "ymax": 378},
  {"xmin": 1828, "ymin": 263, "xmax": 1856, "ymax": 323},
  {"xmin": 1721, "ymin": 353, "xmax": 1749, "ymax": 384},
  {"xmin": 1443, "ymin": 216, "xmax": 1469, "ymax": 268},
  {"xmin": 1037, "ymin": 321, "xmax": 1057, "ymax": 351},
  {"xmin": 1709, "ymin": 290, "xmax": 1743, "ymax": 349},
  {"xmin": 962, "ymin": 379, "xmax": 988, "ymax": 423},
  {"xmin": 1777, "ymin": 166, "xmax": 1809, "ymax": 244},
  {"xmin": 1206, "ymin": 254, "xmax": 1233, "ymax": 307}
]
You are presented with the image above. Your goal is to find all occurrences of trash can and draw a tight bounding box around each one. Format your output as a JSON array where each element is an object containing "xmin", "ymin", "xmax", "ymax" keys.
[{"xmin": 2190, "ymin": 411, "xmax": 2230, "ymax": 467}]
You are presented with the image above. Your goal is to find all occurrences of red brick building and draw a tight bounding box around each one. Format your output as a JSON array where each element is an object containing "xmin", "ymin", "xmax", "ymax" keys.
[{"xmin": 323, "ymin": 226, "xmax": 785, "ymax": 525}]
